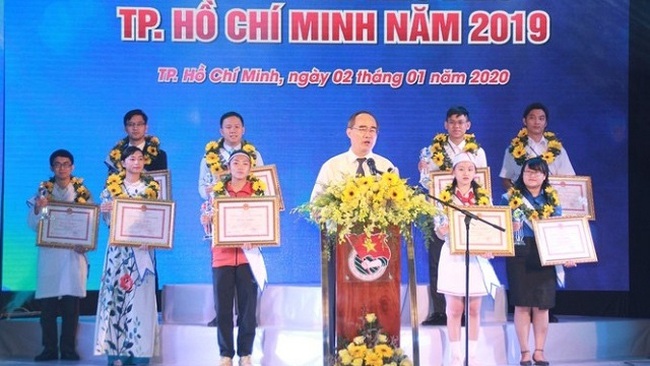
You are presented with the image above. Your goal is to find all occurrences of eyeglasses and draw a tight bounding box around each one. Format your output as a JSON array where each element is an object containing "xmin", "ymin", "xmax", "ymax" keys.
[
  {"xmin": 126, "ymin": 122, "xmax": 146, "ymax": 128},
  {"xmin": 52, "ymin": 162, "xmax": 72, "ymax": 169},
  {"xmin": 350, "ymin": 127, "xmax": 378, "ymax": 135}
]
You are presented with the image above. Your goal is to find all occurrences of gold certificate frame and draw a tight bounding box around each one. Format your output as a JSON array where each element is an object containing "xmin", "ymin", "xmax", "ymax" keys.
[
  {"xmin": 109, "ymin": 198, "xmax": 175, "ymax": 249},
  {"xmin": 251, "ymin": 164, "xmax": 284, "ymax": 211},
  {"xmin": 429, "ymin": 167, "xmax": 492, "ymax": 201},
  {"xmin": 448, "ymin": 205, "xmax": 514, "ymax": 256},
  {"xmin": 532, "ymin": 216, "xmax": 598, "ymax": 266},
  {"xmin": 37, "ymin": 201, "xmax": 100, "ymax": 250},
  {"xmin": 148, "ymin": 169, "xmax": 172, "ymax": 200},
  {"xmin": 212, "ymin": 196, "xmax": 280, "ymax": 247},
  {"xmin": 548, "ymin": 175, "xmax": 595, "ymax": 220}
]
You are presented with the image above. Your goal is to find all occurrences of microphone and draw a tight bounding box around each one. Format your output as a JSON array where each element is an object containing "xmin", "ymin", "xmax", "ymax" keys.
[{"xmin": 366, "ymin": 158, "xmax": 383, "ymax": 175}]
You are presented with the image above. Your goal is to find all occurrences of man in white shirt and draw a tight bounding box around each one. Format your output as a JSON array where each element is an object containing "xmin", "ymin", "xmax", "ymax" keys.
[
  {"xmin": 310, "ymin": 110, "xmax": 396, "ymax": 352},
  {"xmin": 499, "ymin": 102, "xmax": 575, "ymax": 190},
  {"xmin": 311, "ymin": 110, "xmax": 395, "ymax": 200},
  {"xmin": 27, "ymin": 149, "xmax": 92, "ymax": 361}
]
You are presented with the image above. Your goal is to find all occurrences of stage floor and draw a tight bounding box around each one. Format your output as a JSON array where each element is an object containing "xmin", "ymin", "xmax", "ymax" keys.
[{"xmin": 1, "ymin": 285, "xmax": 649, "ymax": 365}]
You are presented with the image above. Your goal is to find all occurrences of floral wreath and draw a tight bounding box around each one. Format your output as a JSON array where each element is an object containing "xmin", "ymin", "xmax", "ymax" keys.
[
  {"xmin": 429, "ymin": 133, "xmax": 481, "ymax": 171},
  {"xmin": 438, "ymin": 183, "xmax": 491, "ymax": 206},
  {"xmin": 506, "ymin": 186, "xmax": 560, "ymax": 220},
  {"xmin": 105, "ymin": 171, "xmax": 159, "ymax": 199},
  {"xmin": 40, "ymin": 176, "xmax": 91, "ymax": 204},
  {"xmin": 108, "ymin": 135, "xmax": 161, "ymax": 171},
  {"xmin": 204, "ymin": 138, "xmax": 258, "ymax": 176},
  {"xmin": 508, "ymin": 128, "xmax": 563, "ymax": 166},
  {"xmin": 212, "ymin": 174, "xmax": 266, "ymax": 197}
]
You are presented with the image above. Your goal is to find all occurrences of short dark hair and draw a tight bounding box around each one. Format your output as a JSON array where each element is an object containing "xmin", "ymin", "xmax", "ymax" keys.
[
  {"xmin": 49, "ymin": 149, "xmax": 74, "ymax": 166},
  {"xmin": 446, "ymin": 106, "xmax": 470, "ymax": 120},
  {"xmin": 347, "ymin": 110, "xmax": 377, "ymax": 129},
  {"xmin": 523, "ymin": 102, "xmax": 549, "ymax": 122},
  {"xmin": 220, "ymin": 111, "xmax": 244, "ymax": 127},
  {"xmin": 121, "ymin": 146, "xmax": 144, "ymax": 161},
  {"xmin": 123, "ymin": 109, "xmax": 148, "ymax": 126}
]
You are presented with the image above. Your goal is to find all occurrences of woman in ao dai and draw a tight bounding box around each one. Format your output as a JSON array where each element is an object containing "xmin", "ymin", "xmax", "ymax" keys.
[{"xmin": 94, "ymin": 146, "xmax": 160, "ymax": 366}]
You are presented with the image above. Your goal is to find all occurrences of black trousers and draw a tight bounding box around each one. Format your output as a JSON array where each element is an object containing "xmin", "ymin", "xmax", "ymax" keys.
[
  {"xmin": 39, "ymin": 296, "xmax": 80, "ymax": 354},
  {"xmin": 212, "ymin": 265, "xmax": 258, "ymax": 358}
]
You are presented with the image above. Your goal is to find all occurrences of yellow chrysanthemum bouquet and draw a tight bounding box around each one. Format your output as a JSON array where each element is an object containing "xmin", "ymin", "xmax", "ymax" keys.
[
  {"xmin": 333, "ymin": 312, "xmax": 412, "ymax": 366},
  {"xmin": 295, "ymin": 171, "xmax": 438, "ymax": 243}
]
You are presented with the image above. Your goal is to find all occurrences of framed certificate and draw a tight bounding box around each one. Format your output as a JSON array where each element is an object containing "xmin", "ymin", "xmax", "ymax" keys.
[
  {"xmin": 251, "ymin": 164, "xmax": 284, "ymax": 211},
  {"xmin": 212, "ymin": 196, "xmax": 280, "ymax": 247},
  {"xmin": 37, "ymin": 201, "xmax": 100, "ymax": 250},
  {"xmin": 148, "ymin": 169, "xmax": 172, "ymax": 200},
  {"xmin": 109, "ymin": 198, "xmax": 175, "ymax": 249},
  {"xmin": 532, "ymin": 216, "xmax": 598, "ymax": 266},
  {"xmin": 548, "ymin": 175, "xmax": 595, "ymax": 220},
  {"xmin": 447, "ymin": 205, "xmax": 514, "ymax": 256},
  {"xmin": 429, "ymin": 167, "xmax": 492, "ymax": 200}
]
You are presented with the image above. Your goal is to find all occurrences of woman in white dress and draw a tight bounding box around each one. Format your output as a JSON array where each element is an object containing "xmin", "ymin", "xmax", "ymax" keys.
[
  {"xmin": 94, "ymin": 146, "xmax": 161, "ymax": 366},
  {"xmin": 435, "ymin": 153, "xmax": 500, "ymax": 366}
]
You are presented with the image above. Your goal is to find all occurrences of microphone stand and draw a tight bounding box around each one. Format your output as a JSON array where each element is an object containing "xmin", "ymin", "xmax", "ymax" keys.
[{"xmin": 415, "ymin": 186, "xmax": 504, "ymax": 366}]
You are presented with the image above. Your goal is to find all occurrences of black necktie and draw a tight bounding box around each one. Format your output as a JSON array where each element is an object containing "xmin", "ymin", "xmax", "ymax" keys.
[{"xmin": 356, "ymin": 158, "xmax": 366, "ymax": 176}]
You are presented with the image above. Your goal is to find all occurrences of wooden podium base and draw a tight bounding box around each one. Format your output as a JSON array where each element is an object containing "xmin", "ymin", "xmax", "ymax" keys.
[{"xmin": 335, "ymin": 226, "xmax": 401, "ymax": 344}]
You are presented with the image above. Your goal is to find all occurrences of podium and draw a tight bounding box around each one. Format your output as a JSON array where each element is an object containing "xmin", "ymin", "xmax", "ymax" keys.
[{"xmin": 334, "ymin": 225, "xmax": 402, "ymax": 343}]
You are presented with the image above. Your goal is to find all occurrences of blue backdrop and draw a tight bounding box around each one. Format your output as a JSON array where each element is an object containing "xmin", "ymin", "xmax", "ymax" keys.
[{"xmin": 1, "ymin": 0, "xmax": 628, "ymax": 291}]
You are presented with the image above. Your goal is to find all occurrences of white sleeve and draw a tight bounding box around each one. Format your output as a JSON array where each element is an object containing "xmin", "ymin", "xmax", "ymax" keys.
[
  {"xmin": 198, "ymin": 157, "xmax": 212, "ymax": 201},
  {"xmin": 26, "ymin": 196, "xmax": 40, "ymax": 231}
]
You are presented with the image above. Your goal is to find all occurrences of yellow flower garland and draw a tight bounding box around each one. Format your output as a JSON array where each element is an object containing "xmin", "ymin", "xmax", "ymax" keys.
[
  {"xmin": 439, "ymin": 183, "xmax": 491, "ymax": 206},
  {"xmin": 204, "ymin": 138, "xmax": 258, "ymax": 176},
  {"xmin": 506, "ymin": 186, "xmax": 560, "ymax": 220},
  {"xmin": 105, "ymin": 172, "xmax": 159, "ymax": 199},
  {"xmin": 428, "ymin": 133, "xmax": 481, "ymax": 171},
  {"xmin": 108, "ymin": 135, "xmax": 161, "ymax": 171},
  {"xmin": 508, "ymin": 128, "xmax": 564, "ymax": 166},
  {"xmin": 40, "ymin": 176, "xmax": 91, "ymax": 204},
  {"xmin": 212, "ymin": 174, "xmax": 266, "ymax": 197}
]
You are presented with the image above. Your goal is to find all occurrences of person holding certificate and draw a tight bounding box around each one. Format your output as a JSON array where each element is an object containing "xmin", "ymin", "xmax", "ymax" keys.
[
  {"xmin": 198, "ymin": 111, "xmax": 264, "ymax": 327},
  {"xmin": 94, "ymin": 146, "xmax": 161, "ymax": 366},
  {"xmin": 500, "ymin": 157, "xmax": 577, "ymax": 366},
  {"xmin": 27, "ymin": 149, "xmax": 93, "ymax": 362},
  {"xmin": 417, "ymin": 106, "xmax": 488, "ymax": 327},
  {"xmin": 499, "ymin": 102, "xmax": 576, "ymax": 324},
  {"xmin": 210, "ymin": 150, "xmax": 267, "ymax": 366},
  {"xmin": 434, "ymin": 153, "xmax": 499, "ymax": 366}
]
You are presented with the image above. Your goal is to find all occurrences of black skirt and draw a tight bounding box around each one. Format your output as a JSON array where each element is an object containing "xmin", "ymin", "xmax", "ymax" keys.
[{"xmin": 506, "ymin": 237, "xmax": 557, "ymax": 309}]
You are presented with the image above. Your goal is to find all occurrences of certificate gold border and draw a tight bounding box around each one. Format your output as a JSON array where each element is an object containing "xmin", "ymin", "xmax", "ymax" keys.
[
  {"xmin": 148, "ymin": 169, "xmax": 172, "ymax": 200},
  {"xmin": 532, "ymin": 216, "xmax": 598, "ymax": 266},
  {"xmin": 447, "ymin": 205, "xmax": 514, "ymax": 256},
  {"xmin": 109, "ymin": 198, "xmax": 175, "ymax": 249},
  {"xmin": 548, "ymin": 175, "xmax": 595, "ymax": 220},
  {"xmin": 212, "ymin": 196, "xmax": 280, "ymax": 247},
  {"xmin": 251, "ymin": 164, "xmax": 284, "ymax": 211},
  {"xmin": 429, "ymin": 167, "xmax": 492, "ymax": 201},
  {"xmin": 37, "ymin": 201, "xmax": 100, "ymax": 250}
]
